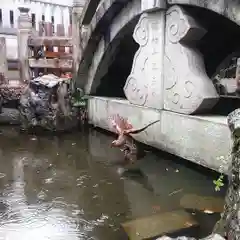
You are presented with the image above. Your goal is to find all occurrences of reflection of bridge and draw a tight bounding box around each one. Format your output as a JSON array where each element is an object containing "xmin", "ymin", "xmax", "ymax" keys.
[{"xmin": 78, "ymin": 0, "xmax": 240, "ymax": 174}]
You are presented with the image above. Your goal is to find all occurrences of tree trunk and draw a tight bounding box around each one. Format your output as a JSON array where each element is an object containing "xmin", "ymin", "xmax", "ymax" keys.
[{"xmin": 213, "ymin": 108, "xmax": 240, "ymax": 239}]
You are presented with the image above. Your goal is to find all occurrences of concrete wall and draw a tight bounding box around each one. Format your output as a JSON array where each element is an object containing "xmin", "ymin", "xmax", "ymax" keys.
[
  {"xmin": 88, "ymin": 97, "xmax": 232, "ymax": 174},
  {"xmin": 0, "ymin": 0, "xmax": 72, "ymax": 32},
  {"xmin": 0, "ymin": 33, "xmax": 17, "ymax": 60},
  {"xmin": 0, "ymin": 0, "xmax": 74, "ymax": 60}
]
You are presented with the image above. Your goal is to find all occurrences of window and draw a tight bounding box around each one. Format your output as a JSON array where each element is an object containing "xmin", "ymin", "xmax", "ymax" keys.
[
  {"xmin": 69, "ymin": 10, "xmax": 72, "ymax": 25},
  {"xmin": 10, "ymin": 10, "xmax": 14, "ymax": 27},
  {"xmin": 31, "ymin": 13, "xmax": 36, "ymax": 28},
  {"xmin": 0, "ymin": 9, "xmax": 2, "ymax": 27},
  {"xmin": 51, "ymin": 16, "xmax": 54, "ymax": 33}
]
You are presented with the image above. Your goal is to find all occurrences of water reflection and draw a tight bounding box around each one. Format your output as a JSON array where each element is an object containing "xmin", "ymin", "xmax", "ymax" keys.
[{"xmin": 0, "ymin": 127, "xmax": 226, "ymax": 239}]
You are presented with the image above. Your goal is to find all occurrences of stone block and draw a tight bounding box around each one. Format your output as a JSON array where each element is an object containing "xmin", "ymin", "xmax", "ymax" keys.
[
  {"xmin": 87, "ymin": 97, "xmax": 231, "ymax": 174},
  {"xmin": 121, "ymin": 209, "xmax": 199, "ymax": 240},
  {"xmin": 124, "ymin": 12, "xmax": 165, "ymax": 109},
  {"xmin": 180, "ymin": 194, "xmax": 224, "ymax": 213},
  {"xmin": 141, "ymin": 0, "xmax": 166, "ymax": 12},
  {"xmin": 164, "ymin": 5, "xmax": 219, "ymax": 114}
]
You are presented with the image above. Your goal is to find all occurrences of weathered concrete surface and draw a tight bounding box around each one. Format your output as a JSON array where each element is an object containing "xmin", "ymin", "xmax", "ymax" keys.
[
  {"xmin": 163, "ymin": 5, "xmax": 218, "ymax": 114},
  {"xmin": 88, "ymin": 97, "xmax": 231, "ymax": 174},
  {"xmin": 167, "ymin": 0, "xmax": 240, "ymax": 27},
  {"xmin": 124, "ymin": 10, "xmax": 166, "ymax": 109}
]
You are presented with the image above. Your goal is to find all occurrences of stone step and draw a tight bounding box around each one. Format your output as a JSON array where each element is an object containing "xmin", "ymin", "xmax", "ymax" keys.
[
  {"xmin": 180, "ymin": 194, "xmax": 224, "ymax": 213},
  {"xmin": 121, "ymin": 209, "xmax": 199, "ymax": 240}
]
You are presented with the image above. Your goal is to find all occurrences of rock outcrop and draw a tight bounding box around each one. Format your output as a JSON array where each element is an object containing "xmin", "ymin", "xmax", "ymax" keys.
[{"xmin": 19, "ymin": 74, "xmax": 79, "ymax": 131}]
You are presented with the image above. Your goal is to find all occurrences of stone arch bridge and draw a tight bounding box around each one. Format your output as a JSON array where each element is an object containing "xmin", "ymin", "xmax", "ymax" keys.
[{"xmin": 77, "ymin": 0, "xmax": 240, "ymax": 174}]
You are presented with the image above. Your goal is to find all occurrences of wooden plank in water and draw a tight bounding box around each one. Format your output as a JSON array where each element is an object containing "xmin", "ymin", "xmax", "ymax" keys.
[
  {"xmin": 29, "ymin": 58, "xmax": 73, "ymax": 70},
  {"xmin": 28, "ymin": 36, "xmax": 73, "ymax": 47},
  {"xmin": 121, "ymin": 209, "xmax": 199, "ymax": 240},
  {"xmin": 180, "ymin": 194, "xmax": 224, "ymax": 213}
]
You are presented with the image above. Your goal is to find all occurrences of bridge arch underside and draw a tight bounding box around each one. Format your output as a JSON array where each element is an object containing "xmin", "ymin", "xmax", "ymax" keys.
[
  {"xmin": 84, "ymin": 1, "xmax": 240, "ymax": 113},
  {"xmin": 83, "ymin": 0, "xmax": 141, "ymax": 98},
  {"xmin": 178, "ymin": 5, "xmax": 240, "ymax": 77},
  {"xmin": 92, "ymin": 18, "xmax": 139, "ymax": 98},
  {"xmin": 181, "ymin": 5, "xmax": 240, "ymax": 114},
  {"xmin": 85, "ymin": 0, "xmax": 240, "ymax": 173}
]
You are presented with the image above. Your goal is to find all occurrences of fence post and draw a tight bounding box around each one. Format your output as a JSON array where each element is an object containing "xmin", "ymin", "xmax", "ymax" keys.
[
  {"xmin": 0, "ymin": 37, "xmax": 8, "ymax": 84},
  {"xmin": 72, "ymin": 0, "xmax": 84, "ymax": 78},
  {"xmin": 17, "ymin": 7, "xmax": 32, "ymax": 83}
]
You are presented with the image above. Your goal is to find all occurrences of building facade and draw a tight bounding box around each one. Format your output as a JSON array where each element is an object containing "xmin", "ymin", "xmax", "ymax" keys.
[{"xmin": 0, "ymin": 0, "xmax": 73, "ymax": 59}]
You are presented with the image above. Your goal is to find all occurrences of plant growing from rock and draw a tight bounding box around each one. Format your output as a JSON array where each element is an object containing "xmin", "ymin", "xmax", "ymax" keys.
[{"xmin": 71, "ymin": 87, "xmax": 88, "ymax": 125}]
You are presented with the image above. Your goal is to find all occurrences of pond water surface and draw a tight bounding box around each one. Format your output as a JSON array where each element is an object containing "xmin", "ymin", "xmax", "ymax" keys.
[{"xmin": 0, "ymin": 127, "xmax": 226, "ymax": 240}]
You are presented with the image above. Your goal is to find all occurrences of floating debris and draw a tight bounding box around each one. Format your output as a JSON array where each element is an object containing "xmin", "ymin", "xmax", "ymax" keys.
[
  {"xmin": 0, "ymin": 173, "xmax": 6, "ymax": 178},
  {"xmin": 44, "ymin": 178, "xmax": 53, "ymax": 184},
  {"xmin": 203, "ymin": 209, "xmax": 214, "ymax": 214},
  {"xmin": 169, "ymin": 188, "xmax": 183, "ymax": 196},
  {"xmin": 37, "ymin": 190, "xmax": 47, "ymax": 200}
]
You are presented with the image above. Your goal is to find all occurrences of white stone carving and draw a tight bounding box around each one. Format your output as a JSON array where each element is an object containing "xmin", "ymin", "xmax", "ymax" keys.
[
  {"xmin": 141, "ymin": 0, "xmax": 166, "ymax": 12},
  {"xmin": 164, "ymin": 5, "xmax": 219, "ymax": 114},
  {"xmin": 124, "ymin": 11, "xmax": 165, "ymax": 109}
]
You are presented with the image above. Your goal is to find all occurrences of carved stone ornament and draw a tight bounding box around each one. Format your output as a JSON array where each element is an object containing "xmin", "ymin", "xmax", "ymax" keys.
[
  {"xmin": 124, "ymin": 11, "xmax": 165, "ymax": 109},
  {"xmin": 18, "ymin": 7, "xmax": 32, "ymax": 30},
  {"xmin": 164, "ymin": 5, "xmax": 219, "ymax": 114},
  {"xmin": 141, "ymin": 0, "xmax": 166, "ymax": 12}
]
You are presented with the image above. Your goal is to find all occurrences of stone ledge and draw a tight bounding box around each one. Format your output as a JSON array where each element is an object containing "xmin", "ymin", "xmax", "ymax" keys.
[
  {"xmin": 87, "ymin": 97, "xmax": 231, "ymax": 174},
  {"xmin": 167, "ymin": 0, "xmax": 240, "ymax": 27}
]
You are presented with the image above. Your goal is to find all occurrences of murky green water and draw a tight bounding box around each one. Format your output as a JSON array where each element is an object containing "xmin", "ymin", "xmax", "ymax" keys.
[{"xmin": 0, "ymin": 127, "xmax": 226, "ymax": 240}]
